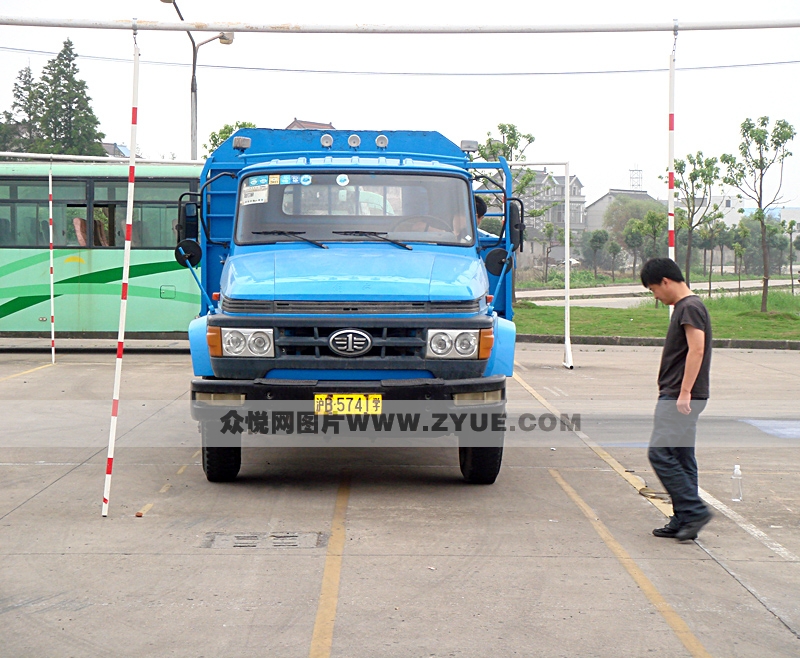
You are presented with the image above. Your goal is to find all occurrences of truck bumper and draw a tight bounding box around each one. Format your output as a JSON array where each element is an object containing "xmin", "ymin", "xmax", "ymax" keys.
[{"xmin": 190, "ymin": 374, "xmax": 506, "ymax": 402}]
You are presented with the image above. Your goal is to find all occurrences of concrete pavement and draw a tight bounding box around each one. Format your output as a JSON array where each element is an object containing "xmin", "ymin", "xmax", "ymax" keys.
[{"xmin": 0, "ymin": 345, "xmax": 798, "ymax": 656}]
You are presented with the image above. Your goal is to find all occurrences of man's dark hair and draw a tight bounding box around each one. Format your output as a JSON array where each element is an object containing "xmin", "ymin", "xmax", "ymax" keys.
[
  {"xmin": 474, "ymin": 195, "xmax": 487, "ymax": 219},
  {"xmin": 640, "ymin": 258, "xmax": 685, "ymax": 287}
]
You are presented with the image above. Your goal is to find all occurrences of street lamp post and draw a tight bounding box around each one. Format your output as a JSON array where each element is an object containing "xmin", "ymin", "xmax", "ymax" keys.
[{"xmin": 160, "ymin": 0, "xmax": 233, "ymax": 160}]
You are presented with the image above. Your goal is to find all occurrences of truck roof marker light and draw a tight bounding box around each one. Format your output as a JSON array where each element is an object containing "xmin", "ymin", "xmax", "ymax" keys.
[
  {"xmin": 320, "ymin": 134, "xmax": 334, "ymax": 148},
  {"xmin": 207, "ymin": 326, "xmax": 222, "ymax": 358},
  {"xmin": 461, "ymin": 140, "xmax": 479, "ymax": 153},
  {"xmin": 233, "ymin": 136, "xmax": 251, "ymax": 152},
  {"xmin": 478, "ymin": 327, "xmax": 494, "ymax": 360},
  {"xmin": 375, "ymin": 134, "xmax": 389, "ymax": 149},
  {"xmin": 348, "ymin": 134, "xmax": 361, "ymax": 148}
]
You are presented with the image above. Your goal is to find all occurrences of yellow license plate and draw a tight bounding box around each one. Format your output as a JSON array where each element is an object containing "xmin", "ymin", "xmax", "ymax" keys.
[{"xmin": 314, "ymin": 394, "xmax": 383, "ymax": 415}]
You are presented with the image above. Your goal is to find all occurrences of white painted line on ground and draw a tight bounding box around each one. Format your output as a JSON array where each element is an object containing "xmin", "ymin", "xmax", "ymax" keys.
[{"xmin": 699, "ymin": 487, "xmax": 799, "ymax": 562}]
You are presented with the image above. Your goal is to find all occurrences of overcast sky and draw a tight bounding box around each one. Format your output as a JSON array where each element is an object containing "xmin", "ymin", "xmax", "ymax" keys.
[{"xmin": 1, "ymin": 0, "xmax": 799, "ymax": 207}]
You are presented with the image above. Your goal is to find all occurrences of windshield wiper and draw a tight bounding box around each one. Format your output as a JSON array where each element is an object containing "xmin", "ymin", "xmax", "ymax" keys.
[
  {"xmin": 332, "ymin": 231, "xmax": 412, "ymax": 251},
  {"xmin": 251, "ymin": 230, "xmax": 328, "ymax": 249}
]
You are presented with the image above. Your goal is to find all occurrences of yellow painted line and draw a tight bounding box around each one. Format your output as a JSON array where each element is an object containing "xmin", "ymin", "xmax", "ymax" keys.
[
  {"xmin": 136, "ymin": 503, "xmax": 154, "ymax": 517},
  {"xmin": 176, "ymin": 464, "xmax": 188, "ymax": 475},
  {"xmin": 0, "ymin": 362, "xmax": 54, "ymax": 383},
  {"xmin": 192, "ymin": 450, "xmax": 201, "ymax": 459},
  {"xmin": 513, "ymin": 368, "xmax": 673, "ymax": 517},
  {"xmin": 550, "ymin": 469, "xmax": 713, "ymax": 658},
  {"xmin": 309, "ymin": 475, "xmax": 351, "ymax": 658},
  {"xmin": 159, "ymin": 483, "xmax": 172, "ymax": 493}
]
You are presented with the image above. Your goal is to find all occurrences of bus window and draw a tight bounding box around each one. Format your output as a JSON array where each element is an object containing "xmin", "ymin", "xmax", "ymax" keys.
[{"xmin": 136, "ymin": 205, "xmax": 177, "ymax": 247}]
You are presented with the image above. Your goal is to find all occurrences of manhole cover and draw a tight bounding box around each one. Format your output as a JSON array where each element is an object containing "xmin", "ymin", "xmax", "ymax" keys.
[{"xmin": 204, "ymin": 532, "xmax": 323, "ymax": 549}]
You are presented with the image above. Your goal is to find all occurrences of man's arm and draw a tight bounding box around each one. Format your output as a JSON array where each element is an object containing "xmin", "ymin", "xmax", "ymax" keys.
[{"xmin": 678, "ymin": 324, "xmax": 705, "ymax": 414}]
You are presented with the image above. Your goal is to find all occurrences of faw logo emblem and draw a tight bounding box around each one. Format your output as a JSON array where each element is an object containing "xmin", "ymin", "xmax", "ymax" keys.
[{"xmin": 328, "ymin": 328, "xmax": 372, "ymax": 357}]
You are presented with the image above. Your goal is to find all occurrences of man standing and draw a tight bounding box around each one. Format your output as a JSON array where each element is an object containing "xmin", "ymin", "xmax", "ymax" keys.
[{"xmin": 640, "ymin": 258, "xmax": 713, "ymax": 541}]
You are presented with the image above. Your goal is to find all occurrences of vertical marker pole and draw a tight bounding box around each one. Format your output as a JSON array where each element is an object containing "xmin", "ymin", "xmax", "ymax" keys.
[
  {"xmin": 667, "ymin": 23, "xmax": 677, "ymax": 318},
  {"xmin": 48, "ymin": 159, "xmax": 55, "ymax": 364},
  {"xmin": 563, "ymin": 162, "xmax": 573, "ymax": 369},
  {"xmin": 102, "ymin": 30, "xmax": 139, "ymax": 517}
]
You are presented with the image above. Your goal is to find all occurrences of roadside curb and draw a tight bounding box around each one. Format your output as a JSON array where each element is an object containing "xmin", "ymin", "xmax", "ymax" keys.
[{"xmin": 517, "ymin": 334, "xmax": 800, "ymax": 350}]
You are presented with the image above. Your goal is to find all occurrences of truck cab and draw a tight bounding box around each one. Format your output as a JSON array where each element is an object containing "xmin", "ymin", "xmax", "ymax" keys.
[{"xmin": 176, "ymin": 129, "xmax": 520, "ymax": 484}]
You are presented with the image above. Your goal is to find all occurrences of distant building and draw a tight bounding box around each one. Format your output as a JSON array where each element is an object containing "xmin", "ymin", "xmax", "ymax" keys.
[
  {"xmin": 585, "ymin": 189, "xmax": 659, "ymax": 232},
  {"xmin": 101, "ymin": 142, "xmax": 130, "ymax": 158},
  {"xmin": 489, "ymin": 168, "xmax": 586, "ymax": 267},
  {"xmin": 285, "ymin": 119, "xmax": 335, "ymax": 130},
  {"xmin": 476, "ymin": 167, "xmax": 586, "ymax": 232}
]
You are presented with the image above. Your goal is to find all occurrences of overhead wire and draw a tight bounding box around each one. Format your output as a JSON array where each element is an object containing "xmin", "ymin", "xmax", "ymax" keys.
[{"xmin": 0, "ymin": 44, "xmax": 799, "ymax": 77}]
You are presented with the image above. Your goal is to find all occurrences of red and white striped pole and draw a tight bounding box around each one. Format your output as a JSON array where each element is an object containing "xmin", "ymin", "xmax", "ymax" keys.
[
  {"xmin": 102, "ymin": 30, "xmax": 139, "ymax": 517},
  {"xmin": 48, "ymin": 158, "xmax": 55, "ymax": 364},
  {"xmin": 667, "ymin": 22, "xmax": 677, "ymax": 266},
  {"xmin": 667, "ymin": 23, "xmax": 678, "ymax": 318}
]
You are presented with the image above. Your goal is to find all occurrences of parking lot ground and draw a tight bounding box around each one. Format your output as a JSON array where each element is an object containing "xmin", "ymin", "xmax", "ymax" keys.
[{"xmin": 0, "ymin": 346, "xmax": 799, "ymax": 657}]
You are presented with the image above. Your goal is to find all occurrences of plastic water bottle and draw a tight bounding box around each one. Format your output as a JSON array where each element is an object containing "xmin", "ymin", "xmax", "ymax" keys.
[{"xmin": 731, "ymin": 465, "xmax": 743, "ymax": 502}]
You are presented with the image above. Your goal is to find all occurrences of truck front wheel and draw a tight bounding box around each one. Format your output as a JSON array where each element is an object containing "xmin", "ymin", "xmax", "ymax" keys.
[
  {"xmin": 201, "ymin": 423, "xmax": 241, "ymax": 482},
  {"xmin": 458, "ymin": 446, "xmax": 503, "ymax": 484}
]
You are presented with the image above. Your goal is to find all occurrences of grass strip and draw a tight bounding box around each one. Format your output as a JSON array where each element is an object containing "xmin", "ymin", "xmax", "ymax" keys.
[{"xmin": 513, "ymin": 291, "xmax": 800, "ymax": 341}]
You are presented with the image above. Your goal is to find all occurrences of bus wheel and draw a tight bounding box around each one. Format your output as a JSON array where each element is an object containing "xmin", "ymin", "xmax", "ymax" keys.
[
  {"xmin": 201, "ymin": 423, "xmax": 241, "ymax": 482},
  {"xmin": 458, "ymin": 446, "xmax": 503, "ymax": 484}
]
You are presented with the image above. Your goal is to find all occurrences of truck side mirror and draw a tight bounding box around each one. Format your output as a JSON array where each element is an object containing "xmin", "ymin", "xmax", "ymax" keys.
[
  {"xmin": 484, "ymin": 248, "xmax": 511, "ymax": 277},
  {"xmin": 178, "ymin": 201, "xmax": 199, "ymax": 242},
  {"xmin": 175, "ymin": 239, "xmax": 202, "ymax": 268},
  {"xmin": 508, "ymin": 201, "xmax": 524, "ymax": 252}
]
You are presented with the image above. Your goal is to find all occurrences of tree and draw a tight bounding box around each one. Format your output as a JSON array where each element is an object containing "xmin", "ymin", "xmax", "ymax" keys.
[
  {"xmin": 623, "ymin": 219, "xmax": 645, "ymax": 278},
  {"xmin": 602, "ymin": 195, "xmax": 666, "ymax": 242},
  {"xmin": 786, "ymin": 219, "xmax": 797, "ymax": 295},
  {"xmin": 10, "ymin": 66, "xmax": 43, "ymax": 150},
  {"xmin": 536, "ymin": 222, "xmax": 564, "ymax": 283},
  {"xmin": 0, "ymin": 111, "xmax": 18, "ymax": 151},
  {"xmin": 722, "ymin": 116, "xmax": 796, "ymax": 311},
  {"xmin": 717, "ymin": 222, "xmax": 731, "ymax": 277},
  {"xmin": 699, "ymin": 220, "xmax": 725, "ymax": 297},
  {"xmin": 474, "ymin": 123, "xmax": 551, "ymax": 255},
  {"xmin": 641, "ymin": 210, "xmax": 667, "ymax": 259},
  {"xmin": 733, "ymin": 242, "xmax": 746, "ymax": 295},
  {"xmin": 36, "ymin": 40, "xmax": 105, "ymax": 156},
  {"xmin": 731, "ymin": 222, "xmax": 751, "ymax": 283},
  {"xmin": 588, "ymin": 229, "xmax": 609, "ymax": 279},
  {"xmin": 607, "ymin": 241, "xmax": 622, "ymax": 283},
  {"xmin": 670, "ymin": 152, "xmax": 724, "ymax": 287},
  {"xmin": 204, "ymin": 120, "xmax": 257, "ymax": 157}
]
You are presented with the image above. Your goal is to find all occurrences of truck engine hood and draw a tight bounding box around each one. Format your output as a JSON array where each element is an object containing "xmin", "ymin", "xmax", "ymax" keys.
[{"xmin": 220, "ymin": 246, "xmax": 488, "ymax": 302}]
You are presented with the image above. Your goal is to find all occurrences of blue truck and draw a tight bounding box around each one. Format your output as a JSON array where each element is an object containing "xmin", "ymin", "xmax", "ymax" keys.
[{"xmin": 175, "ymin": 129, "xmax": 522, "ymax": 484}]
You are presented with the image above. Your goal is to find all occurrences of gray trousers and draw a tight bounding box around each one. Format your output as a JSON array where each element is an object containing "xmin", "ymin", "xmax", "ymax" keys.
[{"xmin": 648, "ymin": 396, "xmax": 709, "ymax": 525}]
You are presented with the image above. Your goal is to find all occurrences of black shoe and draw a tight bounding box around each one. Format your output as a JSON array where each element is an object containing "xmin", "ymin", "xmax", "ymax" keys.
[
  {"xmin": 675, "ymin": 512, "xmax": 714, "ymax": 541},
  {"xmin": 653, "ymin": 524, "xmax": 679, "ymax": 538}
]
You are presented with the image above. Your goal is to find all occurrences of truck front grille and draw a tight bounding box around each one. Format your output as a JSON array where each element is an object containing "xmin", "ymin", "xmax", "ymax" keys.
[
  {"xmin": 276, "ymin": 326, "xmax": 425, "ymax": 359},
  {"xmin": 221, "ymin": 296, "xmax": 479, "ymax": 315}
]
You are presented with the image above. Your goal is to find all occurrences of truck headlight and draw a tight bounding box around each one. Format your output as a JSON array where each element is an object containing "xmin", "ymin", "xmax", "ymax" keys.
[
  {"xmin": 247, "ymin": 331, "xmax": 272, "ymax": 356},
  {"xmin": 429, "ymin": 332, "xmax": 453, "ymax": 356},
  {"xmin": 426, "ymin": 329, "xmax": 484, "ymax": 359},
  {"xmin": 455, "ymin": 332, "xmax": 478, "ymax": 356},
  {"xmin": 217, "ymin": 328, "xmax": 275, "ymax": 357},
  {"xmin": 223, "ymin": 330, "xmax": 247, "ymax": 355}
]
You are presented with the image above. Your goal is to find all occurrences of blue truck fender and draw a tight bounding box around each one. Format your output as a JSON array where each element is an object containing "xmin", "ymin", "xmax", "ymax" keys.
[
  {"xmin": 483, "ymin": 314, "xmax": 516, "ymax": 377},
  {"xmin": 189, "ymin": 316, "xmax": 214, "ymax": 377}
]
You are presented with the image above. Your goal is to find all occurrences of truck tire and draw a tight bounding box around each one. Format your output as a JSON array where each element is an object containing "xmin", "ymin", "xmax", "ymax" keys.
[
  {"xmin": 201, "ymin": 423, "xmax": 241, "ymax": 482},
  {"xmin": 458, "ymin": 446, "xmax": 503, "ymax": 484}
]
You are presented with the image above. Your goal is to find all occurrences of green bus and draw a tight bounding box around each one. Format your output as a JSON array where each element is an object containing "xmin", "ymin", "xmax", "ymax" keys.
[{"xmin": 0, "ymin": 161, "xmax": 203, "ymax": 337}]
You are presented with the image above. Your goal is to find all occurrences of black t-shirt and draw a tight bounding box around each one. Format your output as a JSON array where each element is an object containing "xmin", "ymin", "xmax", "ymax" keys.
[{"xmin": 658, "ymin": 295, "xmax": 712, "ymax": 399}]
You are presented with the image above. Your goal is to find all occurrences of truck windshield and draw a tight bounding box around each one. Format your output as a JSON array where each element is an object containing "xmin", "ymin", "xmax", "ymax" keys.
[{"xmin": 235, "ymin": 172, "xmax": 474, "ymax": 246}]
